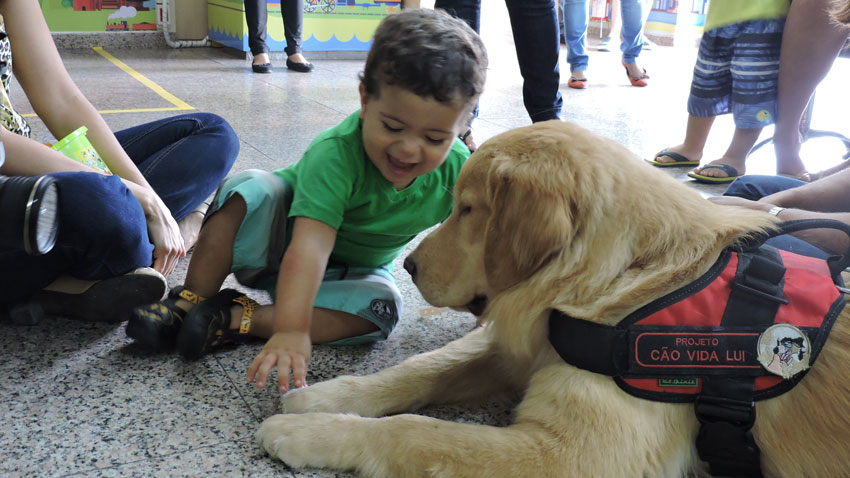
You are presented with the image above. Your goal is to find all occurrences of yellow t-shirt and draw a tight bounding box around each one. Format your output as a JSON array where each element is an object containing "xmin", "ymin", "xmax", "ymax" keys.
[{"xmin": 704, "ymin": 0, "xmax": 789, "ymax": 31}]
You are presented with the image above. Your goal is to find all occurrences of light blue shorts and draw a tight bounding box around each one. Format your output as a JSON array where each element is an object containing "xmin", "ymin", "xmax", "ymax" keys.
[{"xmin": 207, "ymin": 169, "xmax": 402, "ymax": 345}]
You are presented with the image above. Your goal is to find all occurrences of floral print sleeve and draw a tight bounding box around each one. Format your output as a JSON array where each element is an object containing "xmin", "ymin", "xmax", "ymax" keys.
[{"xmin": 0, "ymin": 17, "xmax": 31, "ymax": 138}]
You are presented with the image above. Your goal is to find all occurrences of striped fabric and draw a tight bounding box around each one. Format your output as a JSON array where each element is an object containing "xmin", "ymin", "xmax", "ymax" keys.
[{"xmin": 687, "ymin": 19, "xmax": 785, "ymax": 129}]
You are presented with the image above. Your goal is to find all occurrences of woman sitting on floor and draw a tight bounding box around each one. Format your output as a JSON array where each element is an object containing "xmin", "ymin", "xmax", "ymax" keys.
[{"xmin": 0, "ymin": 0, "xmax": 239, "ymax": 324}]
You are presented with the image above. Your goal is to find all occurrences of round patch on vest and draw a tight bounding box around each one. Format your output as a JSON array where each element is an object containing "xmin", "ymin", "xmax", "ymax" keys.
[
  {"xmin": 370, "ymin": 299, "xmax": 395, "ymax": 322},
  {"xmin": 757, "ymin": 323, "xmax": 811, "ymax": 379}
]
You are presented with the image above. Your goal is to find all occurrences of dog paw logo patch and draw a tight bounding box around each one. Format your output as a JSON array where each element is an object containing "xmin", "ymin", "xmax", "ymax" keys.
[
  {"xmin": 757, "ymin": 324, "xmax": 811, "ymax": 379},
  {"xmin": 370, "ymin": 299, "xmax": 396, "ymax": 322}
]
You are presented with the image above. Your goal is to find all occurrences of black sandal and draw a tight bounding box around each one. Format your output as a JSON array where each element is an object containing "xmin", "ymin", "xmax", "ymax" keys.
[
  {"xmin": 127, "ymin": 286, "xmax": 206, "ymax": 351},
  {"xmin": 176, "ymin": 288, "xmax": 258, "ymax": 359}
]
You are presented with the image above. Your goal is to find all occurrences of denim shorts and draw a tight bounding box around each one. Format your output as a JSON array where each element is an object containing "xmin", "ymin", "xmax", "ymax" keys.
[
  {"xmin": 687, "ymin": 18, "xmax": 785, "ymax": 129},
  {"xmin": 207, "ymin": 169, "xmax": 402, "ymax": 345}
]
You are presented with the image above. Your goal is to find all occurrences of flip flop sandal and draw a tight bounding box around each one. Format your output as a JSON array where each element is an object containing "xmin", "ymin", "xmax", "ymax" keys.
[
  {"xmin": 568, "ymin": 77, "xmax": 588, "ymax": 89},
  {"xmin": 646, "ymin": 149, "xmax": 700, "ymax": 167},
  {"xmin": 687, "ymin": 163, "xmax": 741, "ymax": 184},
  {"xmin": 458, "ymin": 128, "xmax": 476, "ymax": 152},
  {"xmin": 623, "ymin": 62, "xmax": 649, "ymax": 87},
  {"xmin": 127, "ymin": 286, "xmax": 206, "ymax": 351},
  {"xmin": 176, "ymin": 288, "xmax": 258, "ymax": 359}
]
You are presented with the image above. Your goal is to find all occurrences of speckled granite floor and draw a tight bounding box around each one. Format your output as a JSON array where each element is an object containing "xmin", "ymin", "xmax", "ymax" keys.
[{"xmin": 3, "ymin": 4, "xmax": 849, "ymax": 477}]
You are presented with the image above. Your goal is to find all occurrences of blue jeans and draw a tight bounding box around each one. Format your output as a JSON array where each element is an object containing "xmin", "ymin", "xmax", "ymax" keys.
[
  {"xmin": 560, "ymin": 0, "xmax": 643, "ymax": 70},
  {"xmin": 560, "ymin": 0, "xmax": 589, "ymax": 72},
  {"xmin": 0, "ymin": 112, "xmax": 239, "ymax": 306},
  {"xmin": 435, "ymin": 0, "xmax": 562, "ymax": 122},
  {"xmin": 724, "ymin": 175, "xmax": 830, "ymax": 259}
]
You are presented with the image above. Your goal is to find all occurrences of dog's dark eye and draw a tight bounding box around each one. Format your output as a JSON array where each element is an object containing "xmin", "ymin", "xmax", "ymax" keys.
[{"xmin": 458, "ymin": 206, "xmax": 472, "ymax": 217}]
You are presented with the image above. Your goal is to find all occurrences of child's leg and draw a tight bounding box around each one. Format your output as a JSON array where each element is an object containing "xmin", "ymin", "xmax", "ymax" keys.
[
  {"xmin": 176, "ymin": 195, "xmax": 247, "ymax": 311},
  {"xmin": 655, "ymin": 27, "xmax": 727, "ymax": 165},
  {"xmin": 654, "ymin": 114, "xmax": 714, "ymax": 164},
  {"xmin": 230, "ymin": 306, "xmax": 379, "ymax": 343},
  {"xmin": 693, "ymin": 127, "xmax": 762, "ymax": 178}
]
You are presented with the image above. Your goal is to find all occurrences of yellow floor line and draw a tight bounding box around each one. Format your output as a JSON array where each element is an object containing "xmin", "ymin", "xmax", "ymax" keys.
[
  {"xmin": 92, "ymin": 46, "xmax": 194, "ymax": 111},
  {"xmin": 23, "ymin": 47, "xmax": 195, "ymax": 117}
]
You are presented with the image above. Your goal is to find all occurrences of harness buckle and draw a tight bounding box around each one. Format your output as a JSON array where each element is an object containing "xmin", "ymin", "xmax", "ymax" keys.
[
  {"xmin": 695, "ymin": 396, "xmax": 762, "ymax": 477},
  {"xmin": 695, "ymin": 395, "xmax": 755, "ymax": 429}
]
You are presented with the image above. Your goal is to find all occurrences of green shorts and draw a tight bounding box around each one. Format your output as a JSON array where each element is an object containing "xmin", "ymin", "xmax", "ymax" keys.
[{"xmin": 207, "ymin": 169, "xmax": 402, "ymax": 345}]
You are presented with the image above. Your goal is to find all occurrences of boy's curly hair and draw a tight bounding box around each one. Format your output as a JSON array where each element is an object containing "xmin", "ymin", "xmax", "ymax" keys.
[
  {"xmin": 832, "ymin": 0, "xmax": 850, "ymax": 24},
  {"xmin": 359, "ymin": 8, "xmax": 488, "ymax": 110}
]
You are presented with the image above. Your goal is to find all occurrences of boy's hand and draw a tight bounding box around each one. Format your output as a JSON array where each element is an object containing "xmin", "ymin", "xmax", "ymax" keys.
[{"xmin": 247, "ymin": 331, "xmax": 312, "ymax": 393}]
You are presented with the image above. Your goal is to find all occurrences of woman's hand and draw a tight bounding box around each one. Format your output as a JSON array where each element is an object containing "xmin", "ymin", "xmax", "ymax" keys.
[
  {"xmin": 247, "ymin": 330, "xmax": 312, "ymax": 393},
  {"xmin": 142, "ymin": 190, "xmax": 186, "ymax": 276},
  {"xmin": 707, "ymin": 195, "xmax": 774, "ymax": 212}
]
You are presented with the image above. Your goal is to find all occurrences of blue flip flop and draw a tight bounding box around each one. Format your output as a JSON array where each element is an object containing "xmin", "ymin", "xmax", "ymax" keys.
[
  {"xmin": 645, "ymin": 150, "xmax": 700, "ymax": 167},
  {"xmin": 687, "ymin": 163, "xmax": 741, "ymax": 184}
]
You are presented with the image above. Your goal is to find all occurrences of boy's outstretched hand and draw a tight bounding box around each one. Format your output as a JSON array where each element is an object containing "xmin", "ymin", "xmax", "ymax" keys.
[{"xmin": 247, "ymin": 330, "xmax": 312, "ymax": 393}]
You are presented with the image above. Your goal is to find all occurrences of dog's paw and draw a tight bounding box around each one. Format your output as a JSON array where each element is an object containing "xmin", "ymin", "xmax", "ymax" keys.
[
  {"xmin": 256, "ymin": 413, "xmax": 363, "ymax": 470},
  {"xmin": 282, "ymin": 376, "xmax": 383, "ymax": 416}
]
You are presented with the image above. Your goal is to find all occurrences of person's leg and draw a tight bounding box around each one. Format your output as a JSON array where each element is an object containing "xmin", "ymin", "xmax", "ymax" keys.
[
  {"xmin": 654, "ymin": 114, "xmax": 714, "ymax": 165},
  {"xmin": 0, "ymin": 172, "xmax": 153, "ymax": 306},
  {"xmin": 241, "ymin": 306, "xmax": 378, "ymax": 343},
  {"xmin": 128, "ymin": 170, "xmax": 285, "ymax": 349},
  {"xmin": 244, "ymin": 0, "xmax": 271, "ymax": 67},
  {"xmin": 654, "ymin": 31, "xmax": 728, "ymax": 165},
  {"xmin": 599, "ymin": 0, "xmax": 620, "ymax": 48},
  {"xmin": 435, "ymin": 0, "xmax": 482, "ymax": 148},
  {"xmin": 723, "ymin": 174, "xmax": 805, "ymax": 201},
  {"xmin": 113, "ymin": 113, "xmax": 239, "ymax": 222},
  {"xmin": 561, "ymin": 0, "xmax": 590, "ymax": 80},
  {"xmin": 619, "ymin": 0, "xmax": 645, "ymax": 80},
  {"xmin": 692, "ymin": 127, "xmax": 762, "ymax": 179},
  {"xmin": 282, "ymin": 0, "xmax": 312, "ymax": 70},
  {"xmin": 0, "ymin": 172, "xmax": 166, "ymax": 324},
  {"xmin": 504, "ymin": 0, "xmax": 563, "ymax": 122},
  {"xmin": 434, "ymin": 0, "xmax": 481, "ymax": 32},
  {"xmin": 773, "ymin": 0, "xmax": 850, "ymax": 177},
  {"xmin": 693, "ymin": 19, "xmax": 784, "ymax": 179}
]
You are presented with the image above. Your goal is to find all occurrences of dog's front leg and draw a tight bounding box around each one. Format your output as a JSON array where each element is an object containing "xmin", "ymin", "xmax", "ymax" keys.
[
  {"xmin": 282, "ymin": 326, "xmax": 523, "ymax": 417},
  {"xmin": 257, "ymin": 412, "xmax": 558, "ymax": 478}
]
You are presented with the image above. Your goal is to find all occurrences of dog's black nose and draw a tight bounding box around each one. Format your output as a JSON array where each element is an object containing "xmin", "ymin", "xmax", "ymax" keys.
[{"xmin": 403, "ymin": 256, "xmax": 417, "ymax": 279}]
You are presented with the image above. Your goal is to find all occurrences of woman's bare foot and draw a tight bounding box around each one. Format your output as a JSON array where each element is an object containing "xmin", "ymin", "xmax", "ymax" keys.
[
  {"xmin": 178, "ymin": 202, "xmax": 210, "ymax": 251},
  {"xmin": 624, "ymin": 62, "xmax": 645, "ymax": 79},
  {"xmin": 252, "ymin": 52, "xmax": 270, "ymax": 66},
  {"xmin": 288, "ymin": 53, "xmax": 309, "ymax": 64}
]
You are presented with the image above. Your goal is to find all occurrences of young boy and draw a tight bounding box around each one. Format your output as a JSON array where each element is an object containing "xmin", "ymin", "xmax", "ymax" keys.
[
  {"xmin": 647, "ymin": 0, "xmax": 789, "ymax": 183},
  {"xmin": 127, "ymin": 8, "xmax": 488, "ymax": 394}
]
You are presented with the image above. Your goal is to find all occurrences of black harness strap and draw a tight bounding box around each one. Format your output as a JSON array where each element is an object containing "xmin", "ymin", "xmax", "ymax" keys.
[{"xmin": 695, "ymin": 246, "xmax": 786, "ymax": 478}]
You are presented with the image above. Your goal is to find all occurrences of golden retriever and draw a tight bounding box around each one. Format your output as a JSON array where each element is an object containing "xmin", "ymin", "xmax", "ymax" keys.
[{"xmin": 257, "ymin": 120, "xmax": 850, "ymax": 477}]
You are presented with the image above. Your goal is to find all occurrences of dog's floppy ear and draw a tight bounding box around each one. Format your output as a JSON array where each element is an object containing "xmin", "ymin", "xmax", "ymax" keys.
[{"xmin": 484, "ymin": 154, "xmax": 573, "ymax": 292}]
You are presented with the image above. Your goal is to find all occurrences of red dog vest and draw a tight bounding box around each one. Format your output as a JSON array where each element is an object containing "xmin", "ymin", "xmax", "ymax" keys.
[{"xmin": 549, "ymin": 219, "xmax": 849, "ymax": 478}]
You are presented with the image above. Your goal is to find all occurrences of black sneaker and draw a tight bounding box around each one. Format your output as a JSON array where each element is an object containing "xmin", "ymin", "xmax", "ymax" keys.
[
  {"xmin": 127, "ymin": 285, "xmax": 205, "ymax": 351},
  {"xmin": 24, "ymin": 267, "xmax": 167, "ymax": 324}
]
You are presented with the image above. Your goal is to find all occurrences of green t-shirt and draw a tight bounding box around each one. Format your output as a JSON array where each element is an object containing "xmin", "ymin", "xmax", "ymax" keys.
[
  {"xmin": 275, "ymin": 110, "xmax": 468, "ymax": 269},
  {"xmin": 704, "ymin": 0, "xmax": 789, "ymax": 31}
]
